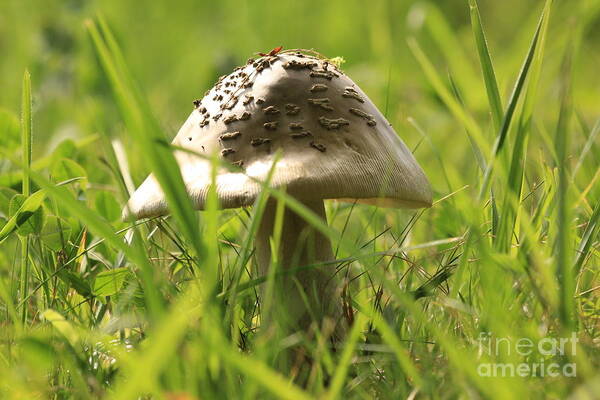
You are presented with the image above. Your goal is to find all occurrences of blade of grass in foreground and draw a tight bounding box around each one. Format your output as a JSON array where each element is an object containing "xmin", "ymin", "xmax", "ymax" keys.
[
  {"xmin": 574, "ymin": 200, "xmax": 600, "ymax": 274},
  {"xmin": 19, "ymin": 70, "xmax": 32, "ymax": 324},
  {"xmin": 467, "ymin": 0, "xmax": 505, "ymax": 244},
  {"xmin": 224, "ymin": 153, "xmax": 281, "ymax": 330},
  {"xmin": 87, "ymin": 17, "xmax": 205, "ymax": 263},
  {"xmin": 478, "ymin": 9, "xmax": 545, "ymax": 200},
  {"xmin": 112, "ymin": 286, "xmax": 204, "ymax": 400},
  {"xmin": 496, "ymin": 0, "xmax": 552, "ymax": 253},
  {"xmin": 572, "ymin": 117, "xmax": 600, "ymax": 178},
  {"xmin": 324, "ymin": 298, "xmax": 368, "ymax": 400},
  {"xmin": 468, "ymin": 0, "xmax": 503, "ymax": 130},
  {"xmin": 555, "ymin": 43, "xmax": 575, "ymax": 331},
  {"xmin": 21, "ymin": 71, "xmax": 32, "ymax": 197}
]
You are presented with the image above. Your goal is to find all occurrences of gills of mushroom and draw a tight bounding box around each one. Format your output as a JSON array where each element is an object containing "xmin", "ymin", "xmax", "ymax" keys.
[{"xmin": 124, "ymin": 50, "xmax": 432, "ymax": 337}]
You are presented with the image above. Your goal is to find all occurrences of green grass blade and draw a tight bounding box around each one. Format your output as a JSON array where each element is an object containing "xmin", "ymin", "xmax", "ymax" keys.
[
  {"xmin": 555, "ymin": 44, "xmax": 575, "ymax": 330},
  {"xmin": 468, "ymin": 0, "xmax": 503, "ymax": 130},
  {"xmin": 574, "ymin": 200, "xmax": 600, "ymax": 274},
  {"xmin": 87, "ymin": 18, "xmax": 205, "ymax": 263},
  {"xmin": 0, "ymin": 190, "xmax": 46, "ymax": 243},
  {"xmin": 478, "ymin": 8, "xmax": 546, "ymax": 200},
  {"xmin": 572, "ymin": 118, "xmax": 600, "ymax": 178},
  {"xmin": 21, "ymin": 71, "xmax": 32, "ymax": 197},
  {"xmin": 19, "ymin": 71, "xmax": 32, "ymax": 325},
  {"xmin": 111, "ymin": 287, "xmax": 204, "ymax": 400},
  {"xmin": 490, "ymin": 17, "xmax": 542, "ymax": 152},
  {"xmin": 496, "ymin": 0, "xmax": 553, "ymax": 252},
  {"xmin": 324, "ymin": 307, "xmax": 367, "ymax": 400},
  {"xmin": 0, "ymin": 275, "xmax": 20, "ymax": 331}
]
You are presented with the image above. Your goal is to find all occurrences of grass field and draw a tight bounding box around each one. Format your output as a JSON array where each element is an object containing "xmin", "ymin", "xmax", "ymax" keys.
[{"xmin": 1, "ymin": 0, "xmax": 599, "ymax": 398}]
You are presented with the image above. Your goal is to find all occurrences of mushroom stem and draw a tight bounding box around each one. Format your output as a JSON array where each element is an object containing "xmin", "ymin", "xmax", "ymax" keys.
[{"xmin": 255, "ymin": 198, "xmax": 342, "ymax": 336}]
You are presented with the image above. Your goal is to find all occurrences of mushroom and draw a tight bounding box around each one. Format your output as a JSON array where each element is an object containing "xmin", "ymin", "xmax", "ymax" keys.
[{"xmin": 123, "ymin": 50, "xmax": 432, "ymax": 337}]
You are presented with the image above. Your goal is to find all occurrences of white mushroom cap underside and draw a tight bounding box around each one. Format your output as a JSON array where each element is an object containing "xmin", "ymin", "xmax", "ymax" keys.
[{"xmin": 126, "ymin": 52, "xmax": 432, "ymax": 219}]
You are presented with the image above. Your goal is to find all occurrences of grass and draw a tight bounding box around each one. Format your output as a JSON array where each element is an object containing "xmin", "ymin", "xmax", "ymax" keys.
[{"xmin": 1, "ymin": 0, "xmax": 599, "ymax": 398}]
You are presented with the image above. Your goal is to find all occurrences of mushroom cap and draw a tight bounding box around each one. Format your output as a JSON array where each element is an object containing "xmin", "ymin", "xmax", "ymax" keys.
[{"xmin": 125, "ymin": 51, "xmax": 432, "ymax": 219}]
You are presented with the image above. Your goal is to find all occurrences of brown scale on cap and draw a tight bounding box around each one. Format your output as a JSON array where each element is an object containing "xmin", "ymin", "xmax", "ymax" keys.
[
  {"xmin": 289, "ymin": 122, "xmax": 304, "ymax": 130},
  {"xmin": 219, "ymin": 131, "xmax": 241, "ymax": 141},
  {"xmin": 310, "ymin": 70, "xmax": 336, "ymax": 80},
  {"xmin": 224, "ymin": 100, "xmax": 237, "ymax": 110},
  {"xmin": 349, "ymin": 108, "xmax": 377, "ymax": 126},
  {"xmin": 256, "ymin": 98, "xmax": 266, "ymax": 105},
  {"xmin": 308, "ymin": 98, "xmax": 334, "ymax": 111},
  {"xmin": 310, "ymin": 141, "xmax": 326, "ymax": 152},
  {"xmin": 213, "ymin": 113, "xmax": 222, "ymax": 121},
  {"xmin": 199, "ymin": 119, "xmax": 209, "ymax": 128},
  {"xmin": 193, "ymin": 99, "xmax": 202, "ymax": 108},
  {"xmin": 283, "ymin": 60, "xmax": 318, "ymax": 70},
  {"xmin": 231, "ymin": 160, "xmax": 244, "ymax": 168},
  {"xmin": 223, "ymin": 115, "xmax": 238, "ymax": 124},
  {"xmin": 263, "ymin": 121, "xmax": 278, "ymax": 130},
  {"xmin": 251, "ymin": 138, "xmax": 271, "ymax": 146},
  {"xmin": 255, "ymin": 59, "xmax": 272, "ymax": 72},
  {"xmin": 310, "ymin": 84, "xmax": 328, "ymax": 92},
  {"xmin": 342, "ymin": 87, "xmax": 364, "ymax": 103},
  {"xmin": 263, "ymin": 106, "xmax": 280, "ymax": 115},
  {"xmin": 220, "ymin": 148, "xmax": 235, "ymax": 157},
  {"xmin": 285, "ymin": 103, "xmax": 300, "ymax": 115},
  {"xmin": 239, "ymin": 111, "xmax": 251, "ymax": 120},
  {"xmin": 318, "ymin": 116, "xmax": 350, "ymax": 130},
  {"xmin": 243, "ymin": 95, "xmax": 254, "ymax": 105},
  {"xmin": 290, "ymin": 131, "xmax": 312, "ymax": 139}
]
